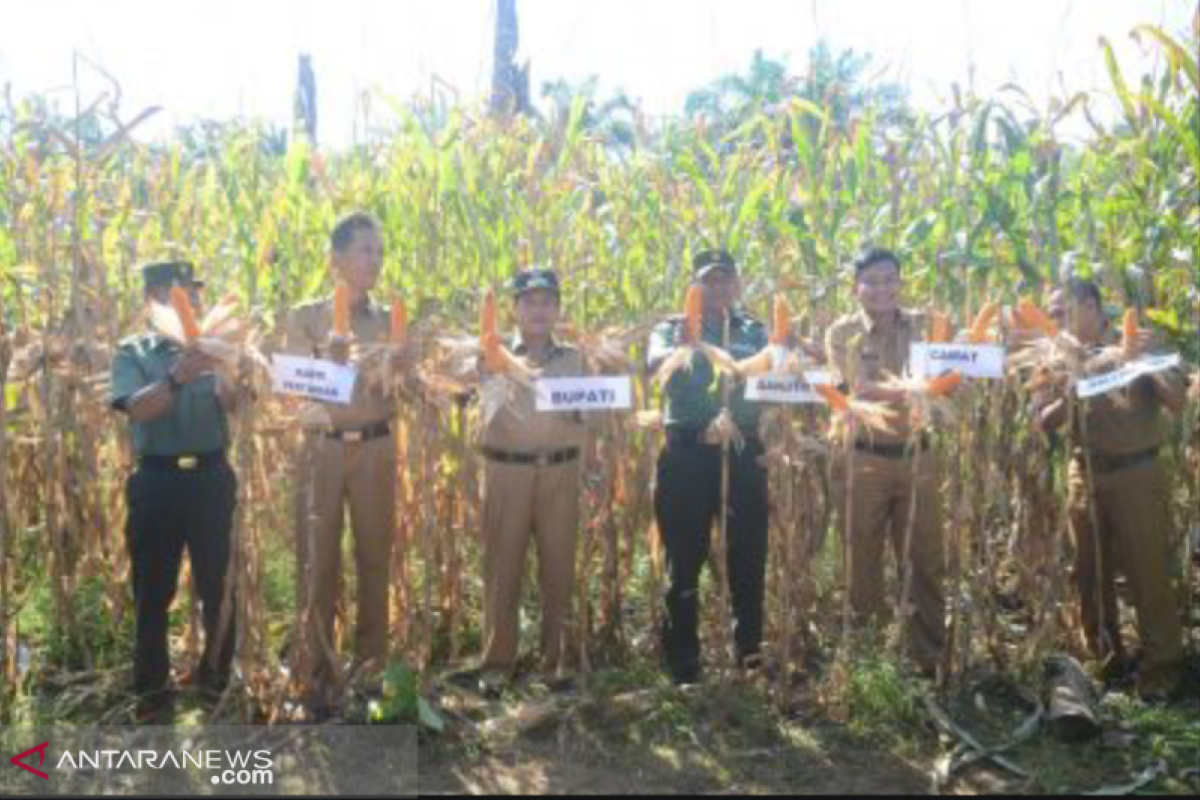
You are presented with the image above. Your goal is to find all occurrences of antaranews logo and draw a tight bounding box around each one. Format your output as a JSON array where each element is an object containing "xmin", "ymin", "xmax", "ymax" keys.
[
  {"xmin": 8, "ymin": 739, "xmax": 275, "ymax": 787},
  {"xmin": 9, "ymin": 741, "xmax": 50, "ymax": 780}
]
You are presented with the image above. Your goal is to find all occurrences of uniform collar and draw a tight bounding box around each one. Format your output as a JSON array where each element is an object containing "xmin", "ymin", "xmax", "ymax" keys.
[
  {"xmin": 511, "ymin": 335, "xmax": 563, "ymax": 361},
  {"xmin": 856, "ymin": 307, "xmax": 909, "ymax": 334},
  {"xmin": 697, "ymin": 309, "xmax": 746, "ymax": 331},
  {"xmin": 331, "ymin": 292, "xmax": 376, "ymax": 317},
  {"xmin": 147, "ymin": 333, "xmax": 180, "ymax": 353}
]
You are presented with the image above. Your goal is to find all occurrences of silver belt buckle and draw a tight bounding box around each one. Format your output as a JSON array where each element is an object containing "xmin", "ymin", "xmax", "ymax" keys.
[
  {"xmin": 177, "ymin": 456, "xmax": 199, "ymax": 471},
  {"xmin": 341, "ymin": 430, "xmax": 363, "ymax": 443}
]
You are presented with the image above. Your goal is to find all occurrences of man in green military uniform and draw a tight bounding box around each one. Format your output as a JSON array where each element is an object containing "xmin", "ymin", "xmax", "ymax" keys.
[
  {"xmin": 648, "ymin": 249, "xmax": 770, "ymax": 685},
  {"xmin": 110, "ymin": 261, "xmax": 240, "ymax": 722}
]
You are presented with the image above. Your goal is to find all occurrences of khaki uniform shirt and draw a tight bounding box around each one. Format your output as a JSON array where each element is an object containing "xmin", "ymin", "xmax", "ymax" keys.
[
  {"xmin": 283, "ymin": 296, "xmax": 394, "ymax": 429},
  {"xmin": 481, "ymin": 338, "xmax": 588, "ymax": 453},
  {"xmin": 826, "ymin": 308, "xmax": 931, "ymax": 445}
]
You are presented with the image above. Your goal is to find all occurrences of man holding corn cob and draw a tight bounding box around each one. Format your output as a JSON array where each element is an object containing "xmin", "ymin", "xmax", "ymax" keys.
[
  {"xmin": 1038, "ymin": 278, "xmax": 1187, "ymax": 702},
  {"xmin": 825, "ymin": 248, "xmax": 946, "ymax": 676},
  {"xmin": 648, "ymin": 249, "xmax": 770, "ymax": 686},
  {"xmin": 284, "ymin": 212, "xmax": 414, "ymax": 711},
  {"xmin": 110, "ymin": 261, "xmax": 240, "ymax": 722},
  {"xmin": 477, "ymin": 268, "xmax": 588, "ymax": 689}
]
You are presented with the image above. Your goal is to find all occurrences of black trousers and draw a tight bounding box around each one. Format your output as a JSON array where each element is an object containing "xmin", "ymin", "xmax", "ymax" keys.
[
  {"xmin": 654, "ymin": 435, "xmax": 769, "ymax": 674},
  {"xmin": 125, "ymin": 456, "xmax": 237, "ymax": 700}
]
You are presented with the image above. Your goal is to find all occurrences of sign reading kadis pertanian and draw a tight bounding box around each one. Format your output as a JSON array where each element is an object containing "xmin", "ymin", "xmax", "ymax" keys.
[
  {"xmin": 271, "ymin": 355, "xmax": 358, "ymax": 406},
  {"xmin": 1076, "ymin": 353, "xmax": 1181, "ymax": 399},
  {"xmin": 910, "ymin": 343, "xmax": 1006, "ymax": 380},
  {"xmin": 535, "ymin": 376, "xmax": 633, "ymax": 412}
]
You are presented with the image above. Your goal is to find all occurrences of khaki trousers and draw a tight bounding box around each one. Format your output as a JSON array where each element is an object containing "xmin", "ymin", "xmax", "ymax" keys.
[
  {"xmin": 837, "ymin": 450, "xmax": 946, "ymax": 671},
  {"xmin": 480, "ymin": 458, "xmax": 581, "ymax": 674},
  {"xmin": 1069, "ymin": 457, "xmax": 1184, "ymax": 694},
  {"xmin": 296, "ymin": 431, "xmax": 396, "ymax": 690}
]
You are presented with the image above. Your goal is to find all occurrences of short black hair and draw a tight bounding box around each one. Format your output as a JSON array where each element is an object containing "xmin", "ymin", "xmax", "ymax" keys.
[
  {"xmin": 854, "ymin": 248, "xmax": 900, "ymax": 277},
  {"xmin": 330, "ymin": 211, "xmax": 382, "ymax": 254},
  {"xmin": 1062, "ymin": 277, "xmax": 1103, "ymax": 308}
]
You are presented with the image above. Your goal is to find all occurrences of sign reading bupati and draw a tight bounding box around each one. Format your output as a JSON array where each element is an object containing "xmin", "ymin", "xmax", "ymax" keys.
[
  {"xmin": 1076, "ymin": 353, "xmax": 1181, "ymax": 399},
  {"xmin": 535, "ymin": 376, "xmax": 633, "ymax": 412},
  {"xmin": 746, "ymin": 371, "xmax": 834, "ymax": 405},
  {"xmin": 271, "ymin": 355, "xmax": 358, "ymax": 405},
  {"xmin": 911, "ymin": 343, "xmax": 1006, "ymax": 380}
]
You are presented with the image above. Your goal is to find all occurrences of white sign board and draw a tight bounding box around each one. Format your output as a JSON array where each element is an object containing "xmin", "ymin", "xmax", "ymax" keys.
[
  {"xmin": 272, "ymin": 355, "xmax": 358, "ymax": 405},
  {"xmin": 1076, "ymin": 353, "xmax": 1181, "ymax": 399},
  {"xmin": 911, "ymin": 343, "xmax": 1006, "ymax": 380},
  {"xmin": 536, "ymin": 376, "xmax": 633, "ymax": 412},
  {"xmin": 746, "ymin": 370, "xmax": 834, "ymax": 405}
]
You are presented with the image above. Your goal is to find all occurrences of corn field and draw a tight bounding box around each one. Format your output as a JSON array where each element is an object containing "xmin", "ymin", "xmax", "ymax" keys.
[{"xmin": 0, "ymin": 19, "xmax": 1198, "ymax": 726}]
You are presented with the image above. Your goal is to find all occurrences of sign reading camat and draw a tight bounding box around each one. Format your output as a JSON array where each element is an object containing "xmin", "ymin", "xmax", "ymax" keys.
[
  {"xmin": 271, "ymin": 355, "xmax": 358, "ymax": 405},
  {"xmin": 536, "ymin": 377, "xmax": 632, "ymax": 412},
  {"xmin": 911, "ymin": 343, "xmax": 1006, "ymax": 380}
]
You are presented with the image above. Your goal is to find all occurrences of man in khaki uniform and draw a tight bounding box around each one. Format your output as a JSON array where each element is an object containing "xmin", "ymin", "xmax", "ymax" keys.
[
  {"xmin": 1038, "ymin": 278, "xmax": 1187, "ymax": 701},
  {"xmin": 479, "ymin": 269, "xmax": 587, "ymax": 685},
  {"xmin": 825, "ymin": 248, "xmax": 945, "ymax": 674},
  {"xmin": 285, "ymin": 212, "xmax": 410, "ymax": 706}
]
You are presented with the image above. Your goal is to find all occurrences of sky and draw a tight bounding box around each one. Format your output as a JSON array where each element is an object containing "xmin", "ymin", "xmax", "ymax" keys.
[{"xmin": 0, "ymin": 0, "xmax": 1192, "ymax": 146}]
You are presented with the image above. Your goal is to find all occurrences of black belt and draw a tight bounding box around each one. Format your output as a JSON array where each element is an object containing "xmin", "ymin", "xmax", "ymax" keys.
[
  {"xmin": 325, "ymin": 421, "xmax": 392, "ymax": 443},
  {"xmin": 139, "ymin": 452, "xmax": 227, "ymax": 473},
  {"xmin": 853, "ymin": 435, "xmax": 930, "ymax": 460},
  {"xmin": 665, "ymin": 427, "xmax": 761, "ymax": 449},
  {"xmin": 482, "ymin": 446, "xmax": 580, "ymax": 467},
  {"xmin": 1087, "ymin": 447, "xmax": 1159, "ymax": 475}
]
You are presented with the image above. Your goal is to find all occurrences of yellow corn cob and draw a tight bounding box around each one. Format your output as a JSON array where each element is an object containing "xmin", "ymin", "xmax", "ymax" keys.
[
  {"xmin": 927, "ymin": 371, "xmax": 962, "ymax": 397},
  {"xmin": 929, "ymin": 311, "xmax": 952, "ymax": 343},
  {"xmin": 1121, "ymin": 308, "xmax": 1140, "ymax": 357},
  {"xmin": 683, "ymin": 284, "xmax": 703, "ymax": 344},
  {"xmin": 770, "ymin": 295, "xmax": 792, "ymax": 346},
  {"xmin": 817, "ymin": 384, "xmax": 851, "ymax": 412},
  {"xmin": 967, "ymin": 302, "xmax": 1000, "ymax": 344},
  {"xmin": 170, "ymin": 286, "xmax": 201, "ymax": 341},
  {"xmin": 333, "ymin": 283, "xmax": 352, "ymax": 338},
  {"xmin": 1014, "ymin": 298, "xmax": 1058, "ymax": 337},
  {"xmin": 390, "ymin": 299, "xmax": 408, "ymax": 345}
]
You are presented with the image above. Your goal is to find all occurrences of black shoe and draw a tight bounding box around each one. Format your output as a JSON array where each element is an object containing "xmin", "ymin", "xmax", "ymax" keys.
[
  {"xmin": 135, "ymin": 690, "xmax": 176, "ymax": 725},
  {"xmin": 739, "ymin": 654, "xmax": 780, "ymax": 682},
  {"xmin": 536, "ymin": 674, "xmax": 578, "ymax": 695},
  {"xmin": 478, "ymin": 670, "xmax": 511, "ymax": 700},
  {"xmin": 669, "ymin": 664, "xmax": 703, "ymax": 687},
  {"xmin": 180, "ymin": 668, "xmax": 229, "ymax": 706}
]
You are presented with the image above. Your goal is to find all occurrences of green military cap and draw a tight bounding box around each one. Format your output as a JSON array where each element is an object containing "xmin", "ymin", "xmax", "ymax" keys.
[
  {"xmin": 506, "ymin": 268, "xmax": 561, "ymax": 298},
  {"xmin": 692, "ymin": 249, "xmax": 737, "ymax": 279},
  {"xmin": 139, "ymin": 260, "xmax": 204, "ymax": 290}
]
